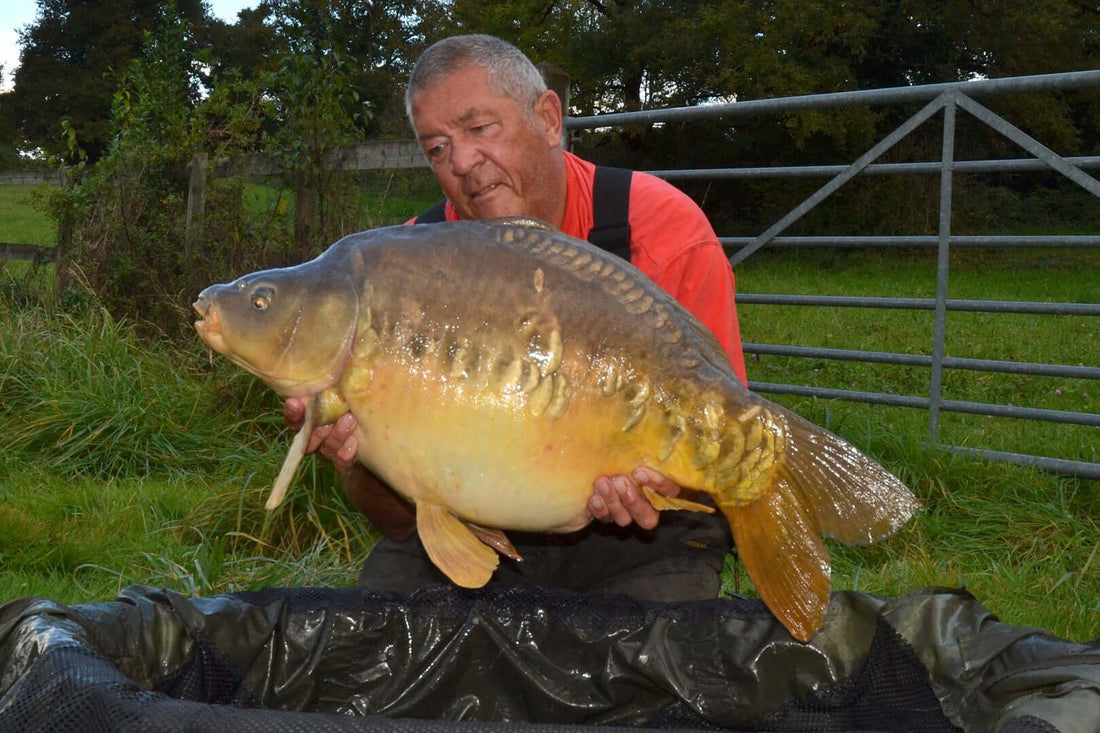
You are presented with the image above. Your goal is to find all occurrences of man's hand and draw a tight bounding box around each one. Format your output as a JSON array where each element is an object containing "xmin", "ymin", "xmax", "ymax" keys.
[
  {"xmin": 283, "ymin": 397, "xmax": 359, "ymax": 473},
  {"xmin": 589, "ymin": 467, "xmax": 681, "ymax": 530}
]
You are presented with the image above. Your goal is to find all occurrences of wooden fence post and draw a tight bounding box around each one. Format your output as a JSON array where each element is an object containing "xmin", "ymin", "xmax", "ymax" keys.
[
  {"xmin": 294, "ymin": 169, "xmax": 318, "ymax": 255},
  {"xmin": 185, "ymin": 153, "xmax": 208, "ymax": 260},
  {"xmin": 53, "ymin": 167, "xmax": 75, "ymax": 297}
]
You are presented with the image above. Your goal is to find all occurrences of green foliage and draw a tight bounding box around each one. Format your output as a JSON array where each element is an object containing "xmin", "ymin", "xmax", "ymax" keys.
[
  {"xmin": 257, "ymin": 6, "xmax": 374, "ymax": 260},
  {"xmin": 262, "ymin": 0, "xmax": 424, "ymax": 137},
  {"xmin": 48, "ymin": 6, "xmax": 383, "ymax": 338},
  {"xmin": 9, "ymin": 0, "xmax": 209, "ymax": 162}
]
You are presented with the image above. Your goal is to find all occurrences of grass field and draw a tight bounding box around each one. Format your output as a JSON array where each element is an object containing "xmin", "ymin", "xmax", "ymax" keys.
[{"xmin": 2, "ymin": 181, "xmax": 1098, "ymax": 643}]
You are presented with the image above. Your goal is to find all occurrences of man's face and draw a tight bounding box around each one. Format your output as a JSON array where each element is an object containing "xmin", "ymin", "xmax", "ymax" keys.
[{"xmin": 411, "ymin": 65, "xmax": 565, "ymax": 225}]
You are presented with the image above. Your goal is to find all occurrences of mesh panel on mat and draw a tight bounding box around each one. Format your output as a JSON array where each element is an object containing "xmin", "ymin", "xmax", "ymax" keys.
[{"xmin": 1, "ymin": 584, "xmax": 1097, "ymax": 732}]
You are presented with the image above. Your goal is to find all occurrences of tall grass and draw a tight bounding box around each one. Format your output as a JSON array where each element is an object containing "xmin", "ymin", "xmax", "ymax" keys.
[{"xmin": 0, "ymin": 301, "xmax": 378, "ymax": 603}]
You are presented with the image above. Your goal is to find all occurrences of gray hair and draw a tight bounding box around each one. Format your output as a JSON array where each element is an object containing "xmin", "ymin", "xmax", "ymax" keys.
[{"xmin": 405, "ymin": 34, "xmax": 548, "ymax": 126}]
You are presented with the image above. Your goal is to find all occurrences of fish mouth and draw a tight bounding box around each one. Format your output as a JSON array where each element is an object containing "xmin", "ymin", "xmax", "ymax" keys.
[{"xmin": 192, "ymin": 296, "xmax": 223, "ymax": 343}]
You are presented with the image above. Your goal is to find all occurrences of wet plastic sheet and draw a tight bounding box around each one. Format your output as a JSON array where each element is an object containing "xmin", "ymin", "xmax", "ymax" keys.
[{"xmin": 0, "ymin": 584, "xmax": 1097, "ymax": 732}]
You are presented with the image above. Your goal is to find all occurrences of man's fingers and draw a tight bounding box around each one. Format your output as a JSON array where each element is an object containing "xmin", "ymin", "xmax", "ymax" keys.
[
  {"xmin": 332, "ymin": 431, "xmax": 359, "ymax": 473},
  {"xmin": 293, "ymin": 410, "xmax": 360, "ymax": 472},
  {"xmin": 283, "ymin": 397, "xmax": 306, "ymax": 430},
  {"xmin": 590, "ymin": 476, "xmax": 630, "ymax": 526},
  {"xmin": 590, "ymin": 475, "xmax": 659, "ymax": 530},
  {"xmin": 306, "ymin": 424, "xmax": 332, "ymax": 455},
  {"xmin": 317, "ymin": 412, "xmax": 357, "ymax": 462},
  {"xmin": 632, "ymin": 466, "xmax": 681, "ymax": 497}
]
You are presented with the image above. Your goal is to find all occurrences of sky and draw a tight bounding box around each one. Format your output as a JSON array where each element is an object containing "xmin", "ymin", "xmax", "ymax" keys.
[{"xmin": 0, "ymin": 0, "xmax": 258, "ymax": 91}]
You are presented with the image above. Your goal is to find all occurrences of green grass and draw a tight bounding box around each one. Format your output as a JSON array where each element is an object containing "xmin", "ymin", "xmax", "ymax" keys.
[
  {"xmin": 1, "ymin": 185, "xmax": 1097, "ymax": 644},
  {"xmin": 735, "ymin": 246, "xmax": 1100, "ymax": 463},
  {"xmin": 0, "ymin": 184, "xmax": 57, "ymax": 245}
]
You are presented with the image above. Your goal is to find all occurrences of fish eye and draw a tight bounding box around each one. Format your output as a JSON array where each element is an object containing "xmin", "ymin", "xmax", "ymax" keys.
[{"xmin": 250, "ymin": 285, "xmax": 275, "ymax": 310}]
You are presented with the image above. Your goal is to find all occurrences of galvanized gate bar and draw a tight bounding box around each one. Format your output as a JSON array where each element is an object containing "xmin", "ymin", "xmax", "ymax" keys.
[
  {"xmin": 747, "ymin": 381, "xmax": 930, "ymax": 409},
  {"xmin": 652, "ymin": 156, "xmax": 1100, "ymax": 180},
  {"xmin": 722, "ymin": 235, "xmax": 1100, "ymax": 248},
  {"xmin": 953, "ymin": 94, "xmax": 1100, "ymax": 198},
  {"xmin": 737, "ymin": 294, "xmax": 1100, "ymax": 316},
  {"xmin": 566, "ymin": 69, "xmax": 1100, "ymax": 129},
  {"xmin": 929, "ymin": 91, "xmax": 958, "ymax": 446},
  {"xmin": 729, "ymin": 94, "xmax": 949, "ymax": 267},
  {"xmin": 749, "ymin": 382, "xmax": 1100, "ymax": 428},
  {"xmin": 942, "ymin": 447, "xmax": 1100, "ymax": 481},
  {"xmin": 744, "ymin": 343, "xmax": 1100, "ymax": 380}
]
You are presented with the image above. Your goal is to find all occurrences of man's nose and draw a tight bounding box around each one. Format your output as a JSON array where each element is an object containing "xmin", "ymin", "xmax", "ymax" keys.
[{"xmin": 449, "ymin": 139, "xmax": 483, "ymax": 175}]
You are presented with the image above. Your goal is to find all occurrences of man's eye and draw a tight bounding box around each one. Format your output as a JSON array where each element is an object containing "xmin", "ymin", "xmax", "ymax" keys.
[{"xmin": 426, "ymin": 142, "xmax": 447, "ymax": 160}]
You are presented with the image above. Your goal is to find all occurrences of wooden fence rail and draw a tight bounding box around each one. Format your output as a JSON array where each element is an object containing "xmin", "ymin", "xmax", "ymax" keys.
[{"xmin": 0, "ymin": 140, "xmax": 430, "ymax": 264}]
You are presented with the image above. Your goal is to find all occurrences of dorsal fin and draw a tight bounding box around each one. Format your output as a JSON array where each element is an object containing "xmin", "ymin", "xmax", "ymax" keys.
[{"xmin": 481, "ymin": 216, "xmax": 557, "ymax": 233}]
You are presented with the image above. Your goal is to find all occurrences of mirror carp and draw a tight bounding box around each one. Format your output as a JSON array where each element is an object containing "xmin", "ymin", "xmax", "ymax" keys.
[{"xmin": 193, "ymin": 217, "xmax": 920, "ymax": 641}]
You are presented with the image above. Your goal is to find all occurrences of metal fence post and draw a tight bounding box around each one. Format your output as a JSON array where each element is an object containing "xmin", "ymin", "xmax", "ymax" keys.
[{"xmin": 928, "ymin": 92, "xmax": 958, "ymax": 447}]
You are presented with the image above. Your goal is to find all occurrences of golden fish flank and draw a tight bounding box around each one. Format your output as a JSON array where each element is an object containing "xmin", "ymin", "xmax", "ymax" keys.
[{"xmin": 193, "ymin": 216, "xmax": 920, "ymax": 643}]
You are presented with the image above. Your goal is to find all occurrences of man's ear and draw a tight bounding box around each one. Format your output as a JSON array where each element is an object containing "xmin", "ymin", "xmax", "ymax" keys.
[{"xmin": 534, "ymin": 89, "xmax": 564, "ymax": 148}]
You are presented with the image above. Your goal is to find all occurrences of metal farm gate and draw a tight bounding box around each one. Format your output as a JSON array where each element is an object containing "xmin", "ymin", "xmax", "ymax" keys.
[{"xmin": 566, "ymin": 70, "xmax": 1100, "ymax": 479}]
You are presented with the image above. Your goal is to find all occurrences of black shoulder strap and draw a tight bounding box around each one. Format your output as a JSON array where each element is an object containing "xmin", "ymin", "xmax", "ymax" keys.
[
  {"xmin": 586, "ymin": 165, "xmax": 633, "ymax": 262},
  {"xmin": 416, "ymin": 166, "xmax": 633, "ymax": 262},
  {"xmin": 414, "ymin": 199, "xmax": 448, "ymax": 224}
]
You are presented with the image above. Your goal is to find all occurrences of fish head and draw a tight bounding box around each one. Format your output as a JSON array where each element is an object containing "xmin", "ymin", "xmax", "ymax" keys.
[{"xmin": 193, "ymin": 262, "xmax": 359, "ymax": 397}]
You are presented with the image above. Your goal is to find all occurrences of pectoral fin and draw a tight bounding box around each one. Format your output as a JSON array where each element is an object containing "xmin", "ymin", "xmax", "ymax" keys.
[
  {"xmin": 265, "ymin": 400, "xmax": 315, "ymax": 510},
  {"xmin": 641, "ymin": 486, "xmax": 716, "ymax": 514},
  {"xmin": 466, "ymin": 523, "xmax": 523, "ymax": 562},
  {"xmin": 417, "ymin": 502, "xmax": 500, "ymax": 588}
]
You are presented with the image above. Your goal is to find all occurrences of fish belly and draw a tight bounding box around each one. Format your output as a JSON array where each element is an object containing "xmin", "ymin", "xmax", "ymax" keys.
[{"xmin": 344, "ymin": 361, "xmax": 614, "ymax": 533}]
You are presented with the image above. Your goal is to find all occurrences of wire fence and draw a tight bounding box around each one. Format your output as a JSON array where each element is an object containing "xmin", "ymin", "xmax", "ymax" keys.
[{"xmin": 567, "ymin": 70, "xmax": 1100, "ymax": 479}]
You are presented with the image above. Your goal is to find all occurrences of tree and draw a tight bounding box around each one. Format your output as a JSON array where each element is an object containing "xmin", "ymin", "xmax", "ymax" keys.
[
  {"xmin": 10, "ymin": 0, "xmax": 207, "ymax": 162},
  {"xmin": 428, "ymin": 0, "xmax": 1099, "ymax": 237},
  {"xmin": 254, "ymin": 0, "xmax": 431, "ymax": 137}
]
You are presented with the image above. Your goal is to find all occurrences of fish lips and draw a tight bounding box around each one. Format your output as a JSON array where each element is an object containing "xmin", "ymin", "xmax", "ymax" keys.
[{"xmin": 192, "ymin": 294, "xmax": 227, "ymax": 354}]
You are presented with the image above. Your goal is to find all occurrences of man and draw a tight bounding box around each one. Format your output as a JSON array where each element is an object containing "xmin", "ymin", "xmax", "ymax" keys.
[{"xmin": 286, "ymin": 34, "xmax": 748, "ymax": 601}]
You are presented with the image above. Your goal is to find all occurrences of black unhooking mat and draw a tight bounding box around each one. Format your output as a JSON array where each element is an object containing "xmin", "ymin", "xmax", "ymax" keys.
[{"xmin": 0, "ymin": 584, "xmax": 1097, "ymax": 732}]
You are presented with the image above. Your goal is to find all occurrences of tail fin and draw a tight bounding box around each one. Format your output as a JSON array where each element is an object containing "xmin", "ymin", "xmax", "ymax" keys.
[
  {"xmin": 719, "ymin": 409, "xmax": 920, "ymax": 641},
  {"xmin": 722, "ymin": 481, "xmax": 831, "ymax": 642},
  {"xmin": 780, "ymin": 411, "xmax": 920, "ymax": 544}
]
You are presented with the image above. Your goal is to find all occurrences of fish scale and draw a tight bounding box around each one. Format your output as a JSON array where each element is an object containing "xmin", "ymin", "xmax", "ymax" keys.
[{"xmin": 194, "ymin": 216, "xmax": 920, "ymax": 642}]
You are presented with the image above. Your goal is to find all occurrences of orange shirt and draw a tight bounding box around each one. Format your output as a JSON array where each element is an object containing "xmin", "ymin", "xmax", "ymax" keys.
[{"xmin": 411, "ymin": 151, "xmax": 748, "ymax": 385}]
